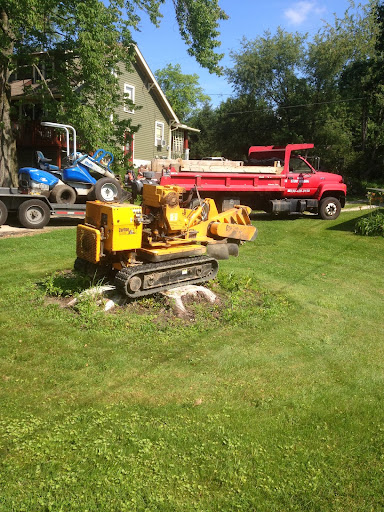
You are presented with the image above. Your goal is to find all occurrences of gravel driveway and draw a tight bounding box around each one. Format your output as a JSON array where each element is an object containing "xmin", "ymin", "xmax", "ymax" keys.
[{"xmin": 0, "ymin": 217, "xmax": 80, "ymax": 239}]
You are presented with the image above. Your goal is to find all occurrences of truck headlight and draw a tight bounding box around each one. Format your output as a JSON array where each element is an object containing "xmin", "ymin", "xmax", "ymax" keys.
[{"xmin": 31, "ymin": 181, "xmax": 50, "ymax": 191}]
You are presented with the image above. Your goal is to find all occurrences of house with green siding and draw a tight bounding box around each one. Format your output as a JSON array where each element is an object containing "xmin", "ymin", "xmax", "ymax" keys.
[
  {"xmin": 116, "ymin": 46, "xmax": 199, "ymax": 167},
  {"xmin": 10, "ymin": 46, "xmax": 199, "ymax": 168}
]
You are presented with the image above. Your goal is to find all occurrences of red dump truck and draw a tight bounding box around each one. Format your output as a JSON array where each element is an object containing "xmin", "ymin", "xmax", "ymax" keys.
[{"xmin": 159, "ymin": 144, "xmax": 347, "ymax": 220}]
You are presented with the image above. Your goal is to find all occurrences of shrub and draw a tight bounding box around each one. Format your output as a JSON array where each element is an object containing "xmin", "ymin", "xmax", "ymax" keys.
[{"xmin": 355, "ymin": 209, "xmax": 384, "ymax": 236}]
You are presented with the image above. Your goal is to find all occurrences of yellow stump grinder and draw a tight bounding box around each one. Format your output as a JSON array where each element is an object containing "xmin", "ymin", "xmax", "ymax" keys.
[{"xmin": 75, "ymin": 184, "xmax": 257, "ymax": 298}]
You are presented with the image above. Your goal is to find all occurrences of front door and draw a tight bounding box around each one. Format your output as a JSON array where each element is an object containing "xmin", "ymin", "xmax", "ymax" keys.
[
  {"xmin": 285, "ymin": 156, "xmax": 321, "ymax": 196},
  {"xmin": 124, "ymin": 132, "xmax": 134, "ymax": 164}
]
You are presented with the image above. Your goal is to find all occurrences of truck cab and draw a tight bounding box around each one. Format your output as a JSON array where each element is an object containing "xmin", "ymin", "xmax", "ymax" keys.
[{"xmin": 247, "ymin": 144, "xmax": 346, "ymax": 218}]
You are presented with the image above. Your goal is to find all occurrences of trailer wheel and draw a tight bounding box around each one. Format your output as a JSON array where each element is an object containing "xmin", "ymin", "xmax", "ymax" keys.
[
  {"xmin": 0, "ymin": 200, "xmax": 8, "ymax": 226},
  {"xmin": 18, "ymin": 200, "xmax": 51, "ymax": 229},
  {"xmin": 50, "ymin": 184, "xmax": 77, "ymax": 204},
  {"xmin": 319, "ymin": 197, "xmax": 341, "ymax": 220},
  {"xmin": 93, "ymin": 178, "xmax": 122, "ymax": 202}
]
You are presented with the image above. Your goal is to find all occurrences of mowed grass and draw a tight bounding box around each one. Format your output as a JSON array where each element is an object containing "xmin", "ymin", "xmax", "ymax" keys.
[{"xmin": 0, "ymin": 210, "xmax": 383, "ymax": 511}]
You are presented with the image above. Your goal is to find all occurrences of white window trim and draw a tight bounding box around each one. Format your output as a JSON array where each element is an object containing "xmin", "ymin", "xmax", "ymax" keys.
[
  {"xmin": 155, "ymin": 121, "xmax": 165, "ymax": 147},
  {"xmin": 124, "ymin": 83, "xmax": 135, "ymax": 113}
]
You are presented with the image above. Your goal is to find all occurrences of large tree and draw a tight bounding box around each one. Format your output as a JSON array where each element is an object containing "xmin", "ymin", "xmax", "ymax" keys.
[
  {"xmin": 226, "ymin": 28, "xmax": 311, "ymax": 141},
  {"xmin": 0, "ymin": 0, "xmax": 227, "ymax": 185},
  {"xmin": 187, "ymin": 102, "xmax": 220, "ymax": 158},
  {"xmin": 222, "ymin": 1, "xmax": 381, "ymax": 176},
  {"xmin": 155, "ymin": 63, "xmax": 210, "ymax": 121},
  {"xmin": 188, "ymin": 96, "xmax": 279, "ymax": 160},
  {"xmin": 305, "ymin": 0, "xmax": 379, "ymax": 174},
  {"xmin": 334, "ymin": 1, "xmax": 384, "ymax": 178}
]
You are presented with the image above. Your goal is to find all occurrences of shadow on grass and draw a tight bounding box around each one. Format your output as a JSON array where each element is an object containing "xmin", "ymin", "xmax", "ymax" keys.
[
  {"xmin": 327, "ymin": 216, "xmax": 360, "ymax": 233},
  {"xmin": 251, "ymin": 209, "xmax": 382, "ymax": 233},
  {"xmin": 37, "ymin": 270, "xmax": 95, "ymax": 297},
  {"xmin": 250, "ymin": 212, "xmax": 316, "ymax": 222},
  {"xmin": 327, "ymin": 208, "xmax": 384, "ymax": 233}
]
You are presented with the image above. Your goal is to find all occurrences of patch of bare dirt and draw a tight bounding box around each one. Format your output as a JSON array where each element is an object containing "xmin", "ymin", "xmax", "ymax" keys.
[
  {"xmin": 0, "ymin": 219, "xmax": 80, "ymax": 239},
  {"xmin": 44, "ymin": 296, "xmax": 74, "ymax": 308}
]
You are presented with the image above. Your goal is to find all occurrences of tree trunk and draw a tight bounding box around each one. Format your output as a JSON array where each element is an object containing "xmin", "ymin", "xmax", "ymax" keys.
[
  {"xmin": 0, "ymin": 9, "xmax": 17, "ymax": 187},
  {"xmin": 361, "ymin": 101, "xmax": 367, "ymax": 152}
]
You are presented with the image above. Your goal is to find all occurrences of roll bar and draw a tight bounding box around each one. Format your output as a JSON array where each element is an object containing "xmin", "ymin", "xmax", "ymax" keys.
[{"xmin": 41, "ymin": 122, "xmax": 77, "ymax": 160}]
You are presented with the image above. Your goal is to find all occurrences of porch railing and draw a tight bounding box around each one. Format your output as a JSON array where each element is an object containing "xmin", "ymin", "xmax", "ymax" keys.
[{"xmin": 13, "ymin": 121, "xmax": 65, "ymax": 148}]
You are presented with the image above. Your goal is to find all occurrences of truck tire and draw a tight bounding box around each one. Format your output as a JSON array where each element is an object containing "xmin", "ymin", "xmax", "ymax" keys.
[
  {"xmin": 0, "ymin": 199, "xmax": 8, "ymax": 226},
  {"xmin": 92, "ymin": 178, "xmax": 122, "ymax": 202},
  {"xmin": 319, "ymin": 197, "xmax": 341, "ymax": 220},
  {"xmin": 50, "ymin": 184, "xmax": 77, "ymax": 204},
  {"xmin": 18, "ymin": 199, "xmax": 51, "ymax": 229}
]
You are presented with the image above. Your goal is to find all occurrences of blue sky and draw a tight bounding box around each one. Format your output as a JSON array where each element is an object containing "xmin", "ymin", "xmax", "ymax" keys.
[{"xmin": 132, "ymin": 0, "xmax": 369, "ymax": 108}]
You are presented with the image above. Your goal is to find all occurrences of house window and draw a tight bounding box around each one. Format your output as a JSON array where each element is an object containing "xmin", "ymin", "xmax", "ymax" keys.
[
  {"xmin": 32, "ymin": 60, "xmax": 54, "ymax": 84},
  {"xmin": 155, "ymin": 121, "xmax": 165, "ymax": 147},
  {"xmin": 123, "ymin": 84, "xmax": 135, "ymax": 113}
]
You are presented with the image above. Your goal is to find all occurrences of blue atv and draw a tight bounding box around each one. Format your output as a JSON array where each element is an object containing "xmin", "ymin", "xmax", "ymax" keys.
[{"xmin": 18, "ymin": 123, "xmax": 123, "ymax": 204}]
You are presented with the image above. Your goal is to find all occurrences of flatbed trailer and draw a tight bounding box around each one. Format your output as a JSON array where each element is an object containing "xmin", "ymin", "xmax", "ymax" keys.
[{"xmin": 0, "ymin": 187, "xmax": 86, "ymax": 229}]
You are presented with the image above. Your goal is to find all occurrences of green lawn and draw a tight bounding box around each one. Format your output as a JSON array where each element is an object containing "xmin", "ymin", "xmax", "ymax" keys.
[{"xmin": 0, "ymin": 210, "xmax": 383, "ymax": 511}]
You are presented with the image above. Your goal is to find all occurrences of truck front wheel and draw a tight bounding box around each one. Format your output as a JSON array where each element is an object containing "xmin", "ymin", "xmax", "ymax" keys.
[{"xmin": 319, "ymin": 197, "xmax": 341, "ymax": 220}]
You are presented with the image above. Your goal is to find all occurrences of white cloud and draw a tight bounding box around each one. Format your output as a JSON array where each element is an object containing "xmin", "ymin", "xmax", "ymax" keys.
[{"xmin": 284, "ymin": 1, "xmax": 326, "ymax": 26}]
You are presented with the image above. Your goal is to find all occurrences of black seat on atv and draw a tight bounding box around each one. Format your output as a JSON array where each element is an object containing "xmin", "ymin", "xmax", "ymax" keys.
[{"xmin": 36, "ymin": 150, "xmax": 52, "ymax": 164}]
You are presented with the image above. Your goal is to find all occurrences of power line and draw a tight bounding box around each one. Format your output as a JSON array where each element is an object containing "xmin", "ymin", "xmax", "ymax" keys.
[{"xmin": 221, "ymin": 97, "xmax": 365, "ymax": 115}]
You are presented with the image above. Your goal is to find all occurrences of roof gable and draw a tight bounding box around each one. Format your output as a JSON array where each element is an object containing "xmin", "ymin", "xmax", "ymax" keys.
[{"xmin": 133, "ymin": 46, "xmax": 180, "ymax": 124}]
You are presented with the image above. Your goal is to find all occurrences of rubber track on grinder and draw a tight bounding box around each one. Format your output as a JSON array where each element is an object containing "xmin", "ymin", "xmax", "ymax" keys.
[{"xmin": 114, "ymin": 255, "xmax": 219, "ymax": 298}]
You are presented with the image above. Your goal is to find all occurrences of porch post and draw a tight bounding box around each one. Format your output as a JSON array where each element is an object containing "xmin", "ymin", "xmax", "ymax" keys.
[
  {"xmin": 167, "ymin": 124, "xmax": 172, "ymax": 160},
  {"xmin": 184, "ymin": 131, "xmax": 189, "ymax": 160}
]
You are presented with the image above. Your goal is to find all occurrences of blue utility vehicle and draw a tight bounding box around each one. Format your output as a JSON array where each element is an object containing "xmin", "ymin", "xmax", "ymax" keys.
[{"xmin": 19, "ymin": 122, "xmax": 122, "ymax": 204}]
